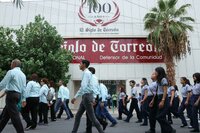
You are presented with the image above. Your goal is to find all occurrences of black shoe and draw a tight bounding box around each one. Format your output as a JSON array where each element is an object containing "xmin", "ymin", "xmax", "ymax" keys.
[
  {"xmin": 190, "ymin": 129, "xmax": 200, "ymax": 132},
  {"xmin": 110, "ymin": 122, "xmax": 117, "ymax": 127},
  {"xmin": 51, "ymin": 119, "xmax": 56, "ymax": 121},
  {"xmin": 25, "ymin": 125, "xmax": 32, "ymax": 130},
  {"xmin": 135, "ymin": 120, "xmax": 142, "ymax": 123},
  {"xmin": 65, "ymin": 117, "xmax": 70, "ymax": 120},
  {"xmin": 124, "ymin": 119, "xmax": 129, "ymax": 123},
  {"xmin": 180, "ymin": 124, "xmax": 188, "ymax": 128},
  {"xmin": 145, "ymin": 129, "xmax": 155, "ymax": 133},
  {"xmin": 172, "ymin": 129, "xmax": 176, "ymax": 133},
  {"xmin": 103, "ymin": 122, "xmax": 108, "ymax": 130},
  {"xmin": 57, "ymin": 116, "xmax": 61, "ymax": 119},
  {"xmin": 117, "ymin": 117, "xmax": 122, "ymax": 120},
  {"xmin": 140, "ymin": 123, "xmax": 148, "ymax": 126}
]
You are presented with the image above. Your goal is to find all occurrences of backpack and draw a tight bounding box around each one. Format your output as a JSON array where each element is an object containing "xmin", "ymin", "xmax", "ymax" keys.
[{"xmin": 46, "ymin": 90, "xmax": 54, "ymax": 101}]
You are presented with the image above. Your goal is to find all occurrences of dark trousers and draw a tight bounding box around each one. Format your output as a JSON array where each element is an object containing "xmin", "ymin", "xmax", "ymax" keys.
[
  {"xmin": 0, "ymin": 91, "xmax": 24, "ymax": 133},
  {"xmin": 125, "ymin": 98, "xmax": 142, "ymax": 121},
  {"xmin": 86, "ymin": 103, "xmax": 107, "ymax": 133},
  {"xmin": 141, "ymin": 98, "xmax": 149, "ymax": 124},
  {"xmin": 113, "ymin": 100, "xmax": 117, "ymax": 108},
  {"xmin": 96, "ymin": 101, "xmax": 117, "ymax": 124},
  {"xmin": 149, "ymin": 95, "xmax": 173, "ymax": 133},
  {"xmin": 167, "ymin": 97, "xmax": 179, "ymax": 123},
  {"xmin": 107, "ymin": 99, "xmax": 111, "ymax": 109},
  {"xmin": 71, "ymin": 93, "xmax": 104, "ymax": 133},
  {"xmin": 57, "ymin": 99, "xmax": 73, "ymax": 118},
  {"xmin": 118, "ymin": 99, "xmax": 128, "ymax": 119},
  {"xmin": 39, "ymin": 102, "xmax": 48, "ymax": 124},
  {"xmin": 50, "ymin": 100, "xmax": 56, "ymax": 120},
  {"xmin": 178, "ymin": 98, "xmax": 192, "ymax": 125},
  {"xmin": 191, "ymin": 95, "xmax": 200, "ymax": 130},
  {"xmin": 23, "ymin": 97, "xmax": 39, "ymax": 128}
]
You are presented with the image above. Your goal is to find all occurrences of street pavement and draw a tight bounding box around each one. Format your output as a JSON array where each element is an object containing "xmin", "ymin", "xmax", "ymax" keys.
[{"xmin": 1, "ymin": 109, "xmax": 199, "ymax": 133}]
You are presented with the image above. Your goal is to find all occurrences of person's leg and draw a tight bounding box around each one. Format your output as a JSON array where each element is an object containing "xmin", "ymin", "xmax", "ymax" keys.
[
  {"xmin": 141, "ymin": 101, "xmax": 148, "ymax": 125},
  {"xmin": 50, "ymin": 100, "xmax": 56, "ymax": 120},
  {"xmin": 191, "ymin": 96, "xmax": 200, "ymax": 131},
  {"xmin": 38, "ymin": 103, "xmax": 43, "ymax": 123},
  {"xmin": 178, "ymin": 99, "xmax": 188, "ymax": 126},
  {"xmin": 134, "ymin": 99, "xmax": 142, "ymax": 122},
  {"xmin": 71, "ymin": 101, "xmax": 86, "ymax": 133},
  {"xmin": 23, "ymin": 98, "xmax": 32, "ymax": 128},
  {"xmin": 84, "ymin": 94, "xmax": 104, "ymax": 133},
  {"xmin": 117, "ymin": 100, "xmax": 123, "ymax": 119},
  {"xmin": 62, "ymin": 99, "xmax": 71, "ymax": 119},
  {"xmin": 102, "ymin": 101, "xmax": 117, "ymax": 125},
  {"xmin": 156, "ymin": 97, "xmax": 174, "ymax": 133},
  {"xmin": 86, "ymin": 112, "xmax": 92, "ymax": 133},
  {"xmin": 0, "ymin": 106, "xmax": 10, "ymax": 132},
  {"xmin": 43, "ymin": 103, "xmax": 48, "ymax": 124},
  {"xmin": 30, "ymin": 97, "xmax": 39, "ymax": 129},
  {"xmin": 125, "ymin": 99, "xmax": 134, "ymax": 122},
  {"xmin": 57, "ymin": 106, "xmax": 64, "ymax": 118},
  {"xmin": 7, "ymin": 93, "xmax": 24, "ymax": 133},
  {"xmin": 54, "ymin": 98, "xmax": 62, "ymax": 115},
  {"xmin": 66, "ymin": 99, "xmax": 74, "ymax": 117}
]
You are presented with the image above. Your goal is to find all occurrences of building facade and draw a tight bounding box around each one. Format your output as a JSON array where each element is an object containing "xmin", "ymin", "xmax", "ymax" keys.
[{"xmin": 0, "ymin": 0, "xmax": 200, "ymax": 108}]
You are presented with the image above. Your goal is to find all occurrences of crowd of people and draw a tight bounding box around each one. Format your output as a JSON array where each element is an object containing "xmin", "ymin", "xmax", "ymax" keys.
[{"xmin": 0, "ymin": 59, "xmax": 199, "ymax": 133}]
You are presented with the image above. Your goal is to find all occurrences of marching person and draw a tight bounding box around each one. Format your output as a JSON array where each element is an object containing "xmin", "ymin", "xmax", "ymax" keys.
[
  {"xmin": 147, "ymin": 73, "xmax": 158, "ymax": 131},
  {"xmin": 84, "ymin": 67, "xmax": 107, "ymax": 133},
  {"xmin": 145, "ymin": 67, "xmax": 176, "ymax": 133},
  {"xmin": 96, "ymin": 83, "xmax": 118, "ymax": 127},
  {"xmin": 167, "ymin": 80, "xmax": 176, "ymax": 124},
  {"xmin": 23, "ymin": 73, "xmax": 40, "ymax": 130},
  {"xmin": 117, "ymin": 87, "xmax": 128, "ymax": 120},
  {"xmin": 0, "ymin": 59, "xmax": 26, "ymax": 133},
  {"xmin": 38, "ymin": 78, "xmax": 49, "ymax": 125},
  {"xmin": 49, "ymin": 80, "xmax": 56, "ymax": 121},
  {"xmin": 71, "ymin": 60, "xmax": 104, "ymax": 133},
  {"xmin": 140, "ymin": 78, "xmax": 149, "ymax": 126},
  {"xmin": 177, "ymin": 77, "xmax": 193, "ymax": 128},
  {"xmin": 124, "ymin": 80, "xmax": 142, "ymax": 123},
  {"xmin": 56, "ymin": 84, "xmax": 74, "ymax": 119},
  {"xmin": 54, "ymin": 80, "xmax": 71, "ymax": 120},
  {"xmin": 190, "ymin": 73, "xmax": 200, "ymax": 132}
]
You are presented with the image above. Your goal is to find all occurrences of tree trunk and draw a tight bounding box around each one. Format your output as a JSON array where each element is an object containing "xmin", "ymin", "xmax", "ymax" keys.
[{"xmin": 164, "ymin": 53, "xmax": 176, "ymax": 85}]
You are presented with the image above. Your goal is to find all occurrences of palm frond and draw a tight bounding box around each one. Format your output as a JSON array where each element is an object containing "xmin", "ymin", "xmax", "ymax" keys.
[
  {"xmin": 174, "ymin": 4, "xmax": 191, "ymax": 17},
  {"xmin": 168, "ymin": 0, "xmax": 178, "ymax": 9},
  {"xmin": 180, "ymin": 17, "xmax": 195, "ymax": 22},
  {"xmin": 13, "ymin": 0, "xmax": 23, "ymax": 8},
  {"xmin": 158, "ymin": 0, "xmax": 167, "ymax": 12}
]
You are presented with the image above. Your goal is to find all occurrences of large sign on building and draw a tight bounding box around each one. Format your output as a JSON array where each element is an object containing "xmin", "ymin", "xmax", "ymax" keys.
[
  {"xmin": 61, "ymin": 38, "xmax": 164, "ymax": 63},
  {"xmin": 78, "ymin": 0, "xmax": 121, "ymax": 35}
]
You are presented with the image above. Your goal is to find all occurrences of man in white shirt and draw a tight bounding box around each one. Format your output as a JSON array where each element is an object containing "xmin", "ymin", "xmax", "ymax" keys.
[
  {"xmin": 54, "ymin": 80, "xmax": 71, "ymax": 119},
  {"xmin": 96, "ymin": 83, "xmax": 118, "ymax": 127},
  {"xmin": 71, "ymin": 60, "xmax": 104, "ymax": 133},
  {"xmin": 0, "ymin": 59, "xmax": 26, "ymax": 133}
]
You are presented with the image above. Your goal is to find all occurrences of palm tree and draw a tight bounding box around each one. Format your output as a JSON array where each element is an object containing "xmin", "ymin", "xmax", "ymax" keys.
[
  {"xmin": 144, "ymin": 0, "xmax": 194, "ymax": 85},
  {"xmin": 13, "ymin": 0, "xmax": 97, "ymax": 8}
]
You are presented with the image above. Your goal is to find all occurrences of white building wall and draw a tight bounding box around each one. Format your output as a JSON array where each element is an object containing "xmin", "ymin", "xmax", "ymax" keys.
[{"xmin": 0, "ymin": 0, "xmax": 200, "ymax": 108}]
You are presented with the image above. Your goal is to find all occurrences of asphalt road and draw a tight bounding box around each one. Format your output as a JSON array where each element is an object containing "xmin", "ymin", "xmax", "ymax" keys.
[{"xmin": 1, "ymin": 110, "xmax": 198, "ymax": 133}]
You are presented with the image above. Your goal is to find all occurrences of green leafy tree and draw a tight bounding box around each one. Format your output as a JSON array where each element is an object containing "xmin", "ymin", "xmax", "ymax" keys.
[
  {"xmin": 0, "ymin": 27, "xmax": 18, "ymax": 79},
  {"xmin": 15, "ymin": 15, "xmax": 72, "ymax": 82},
  {"xmin": 144, "ymin": 0, "xmax": 194, "ymax": 84}
]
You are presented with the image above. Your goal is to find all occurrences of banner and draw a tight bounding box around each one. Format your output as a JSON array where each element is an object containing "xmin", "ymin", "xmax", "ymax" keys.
[{"xmin": 61, "ymin": 38, "xmax": 164, "ymax": 63}]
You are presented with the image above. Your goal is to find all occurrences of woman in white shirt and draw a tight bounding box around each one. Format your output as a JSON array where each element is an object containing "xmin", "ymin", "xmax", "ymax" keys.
[{"xmin": 38, "ymin": 78, "xmax": 49, "ymax": 125}]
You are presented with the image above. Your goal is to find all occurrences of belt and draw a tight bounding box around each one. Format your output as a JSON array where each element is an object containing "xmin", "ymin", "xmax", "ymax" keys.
[{"xmin": 6, "ymin": 91, "xmax": 20, "ymax": 94}]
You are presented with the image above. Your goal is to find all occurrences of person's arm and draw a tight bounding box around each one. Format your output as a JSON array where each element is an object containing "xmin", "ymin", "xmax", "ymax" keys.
[
  {"xmin": 194, "ymin": 96, "xmax": 200, "ymax": 106},
  {"xmin": 141, "ymin": 90, "xmax": 148, "ymax": 104},
  {"xmin": 185, "ymin": 85, "xmax": 191, "ymax": 105},
  {"xmin": 74, "ymin": 72, "xmax": 91, "ymax": 99},
  {"xmin": 159, "ymin": 85, "xmax": 167, "ymax": 109},
  {"xmin": 170, "ymin": 90, "xmax": 175, "ymax": 106},
  {"xmin": 0, "ymin": 71, "xmax": 11, "ymax": 91},
  {"xmin": 0, "ymin": 91, "xmax": 6, "ymax": 98}
]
